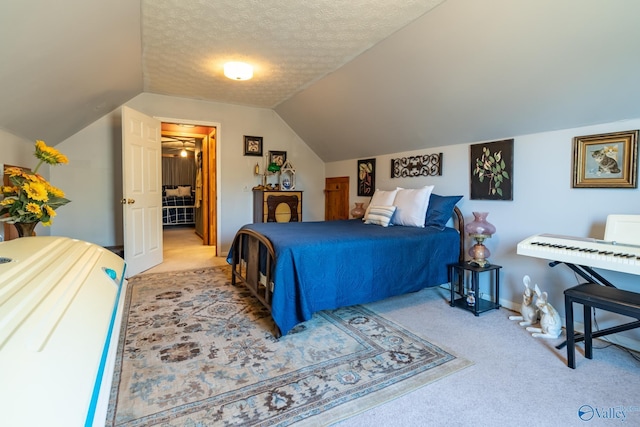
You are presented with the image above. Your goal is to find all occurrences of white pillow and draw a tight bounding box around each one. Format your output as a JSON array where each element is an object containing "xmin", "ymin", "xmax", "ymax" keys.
[
  {"xmin": 363, "ymin": 188, "xmax": 399, "ymax": 219},
  {"xmin": 364, "ymin": 205, "xmax": 397, "ymax": 227},
  {"xmin": 392, "ymin": 185, "xmax": 435, "ymax": 227},
  {"xmin": 177, "ymin": 186, "xmax": 192, "ymax": 196},
  {"xmin": 165, "ymin": 188, "xmax": 180, "ymax": 197}
]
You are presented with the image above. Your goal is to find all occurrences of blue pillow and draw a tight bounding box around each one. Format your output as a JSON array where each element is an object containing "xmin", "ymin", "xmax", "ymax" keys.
[{"xmin": 425, "ymin": 194, "xmax": 463, "ymax": 230}]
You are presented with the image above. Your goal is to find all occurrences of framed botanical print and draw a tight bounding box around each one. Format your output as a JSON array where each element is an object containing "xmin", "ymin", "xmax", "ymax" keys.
[
  {"xmin": 572, "ymin": 130, "xmax": 638, "ymax": 188},
  {"xmin": 470, "ymin": 139, "xmax": 513, "ymax": 200},
  {"xmin": 244, "ymin": 135, "xmax": 263, "ymax": 156},
  {"xmin": 357, "ymin": 158, "xmax": 376, "ymax": 197}
]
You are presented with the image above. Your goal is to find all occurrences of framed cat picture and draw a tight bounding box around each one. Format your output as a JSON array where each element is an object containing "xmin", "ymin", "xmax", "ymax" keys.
[{"xmin": 572, "ymin": 130, "xmax": 638, "ymax": 188}]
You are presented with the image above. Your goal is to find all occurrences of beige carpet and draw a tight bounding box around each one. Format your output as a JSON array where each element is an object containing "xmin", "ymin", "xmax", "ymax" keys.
[
  {"xmin": 142, "ymin": 226, "xmax": 227, "ymax": 274},
  {"xmin": 126, "ymin": 226, "xmax": 640, "ymax": 426}
]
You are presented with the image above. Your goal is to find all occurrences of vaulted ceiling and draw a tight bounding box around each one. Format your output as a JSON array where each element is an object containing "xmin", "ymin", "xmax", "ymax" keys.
[{"xmin": 3, "ymin": 0, "xmax": 640, "ymax": 162}]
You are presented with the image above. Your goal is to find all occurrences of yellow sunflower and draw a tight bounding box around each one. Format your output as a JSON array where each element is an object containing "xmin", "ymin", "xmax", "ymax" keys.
[
  {"xmin": 0, "ymin": 140, "xmax": 71, "ymax": 226},
  {"xmin": 35, "ymin": 140, "xmax": 69, "ymax": 166},
  {"xmin": 22, "ymin": 181, "xmax": 49, "ymax": 202}
]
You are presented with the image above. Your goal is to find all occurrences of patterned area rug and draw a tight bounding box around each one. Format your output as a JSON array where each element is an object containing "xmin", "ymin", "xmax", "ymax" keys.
[{"xmin": 106, "ymin": 266, "xmax": 472, "ymax": 426}]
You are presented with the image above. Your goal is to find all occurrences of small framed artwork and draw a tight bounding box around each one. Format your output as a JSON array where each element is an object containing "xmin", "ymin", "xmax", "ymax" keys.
[
  {"xmin": 470, "ymin": 139, "xmax": 513, "ymax": 200},
  {"xmin": 357, "ymin": 158, "xmax": 376, "ymax": 197},
  {"xmin": 269, "ymin": 150, "xmax": 287, "ymax": 167},
  {"xmin": 572, "ymin": 130, "xmax": 638, "ymax": 188},
  {"xmin": 244, "ymin": 136, "xmax": 263, "ymax": 156}
]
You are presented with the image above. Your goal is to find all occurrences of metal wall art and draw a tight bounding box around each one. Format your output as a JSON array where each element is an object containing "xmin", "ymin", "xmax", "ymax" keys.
[{"xmin": 390, "ymin": 153, "xmax": 442, "ymax": 178}]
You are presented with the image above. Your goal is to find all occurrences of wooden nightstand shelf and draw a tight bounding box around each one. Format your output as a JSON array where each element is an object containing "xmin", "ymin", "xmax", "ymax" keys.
[
  {"xmin": 449, "ymin": 262, "xmax": 502, "ymax": 316},
  {"xmin": 253, "ymin": 190, "xmax": 302, "ymax": 223}
]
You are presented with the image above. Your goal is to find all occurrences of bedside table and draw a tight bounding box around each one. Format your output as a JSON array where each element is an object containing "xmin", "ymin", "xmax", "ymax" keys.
[{"xmin": 449, "ymin": 262, "xmax": 502, "ymax": 316}]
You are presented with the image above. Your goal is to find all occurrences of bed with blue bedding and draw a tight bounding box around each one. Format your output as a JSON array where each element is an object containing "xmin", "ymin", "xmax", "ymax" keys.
[{"xmin": 229, "ymin": 202, "xmax": 464, "ymax": 337}]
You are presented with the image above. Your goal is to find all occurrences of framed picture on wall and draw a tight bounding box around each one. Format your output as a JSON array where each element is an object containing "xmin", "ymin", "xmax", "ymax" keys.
[
  {"xmin": 572, "ymin": 130, "xmax": 638, "ymax": 188},
  {"xmin": 269, "ymin": 150, "xmax": 287, "ymax": 167},
  {"xmin": 357, "ymin": 158, "xmax": 376, "ymax": 197},
  {"xmin": 470, "ymin": 139, "xmax": 513, "ymax": 200},
  {"xmin": 244, "ymin": 135, "xmax": 263, "ymax": 156}
]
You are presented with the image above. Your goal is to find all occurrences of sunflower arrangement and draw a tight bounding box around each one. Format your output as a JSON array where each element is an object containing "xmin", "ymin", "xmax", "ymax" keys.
[{"xmin": 0, "ymin": 140, "xmax": 71, "ymax": 226}]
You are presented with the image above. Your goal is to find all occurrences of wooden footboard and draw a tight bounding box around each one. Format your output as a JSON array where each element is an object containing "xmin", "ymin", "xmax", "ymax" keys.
[
  {"xmin": 231, "ymin": 207, "xmax": 465, "ymax": 338},
  {"xmin": 230, "ymin": 228, "xmax": 281, "ymax": 336}
]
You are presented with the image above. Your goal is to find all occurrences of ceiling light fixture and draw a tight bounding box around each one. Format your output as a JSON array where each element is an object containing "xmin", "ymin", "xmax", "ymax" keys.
[
  {"xmin": 224, "ymin": 62, "xmax": 253, "ymax": 81},
  {"xmin": 180, "ymin": 142, "xmax": 188, "ymax": 158}
]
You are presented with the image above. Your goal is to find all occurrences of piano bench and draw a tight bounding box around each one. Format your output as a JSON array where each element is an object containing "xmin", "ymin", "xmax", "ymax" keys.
[{"xmin": 564, "ymin": 283, "xmax": 640, "ymax": 368}]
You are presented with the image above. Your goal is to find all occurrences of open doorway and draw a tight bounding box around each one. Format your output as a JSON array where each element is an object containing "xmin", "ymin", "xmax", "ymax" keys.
[{"xmin": 160, "ymin": 122, "xmax": 217, "ymax": 254}]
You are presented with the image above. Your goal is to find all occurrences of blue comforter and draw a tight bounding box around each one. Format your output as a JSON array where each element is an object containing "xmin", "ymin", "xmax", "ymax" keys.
[{"xmin": 230, "ymin": 220, "xmax": 459, "ymax": 335}]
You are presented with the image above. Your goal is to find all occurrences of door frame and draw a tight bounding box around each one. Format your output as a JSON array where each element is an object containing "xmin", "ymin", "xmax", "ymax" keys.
[{"xmin": 156, "ymin": 116, "xmax": 221, "ymax": 253}]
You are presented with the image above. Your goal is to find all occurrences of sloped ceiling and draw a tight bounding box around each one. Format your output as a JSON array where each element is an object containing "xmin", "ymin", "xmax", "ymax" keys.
[
  {"xmin": 280, "ymin": 0, "xmax": 640, "ymax": 161},
  {"xmin": 2, "ymin": 0, "xmax": 640, "ymax": 163},
  {"xmin": 0, "ymin": 0, "xmax": 142, "ymax": 145}
]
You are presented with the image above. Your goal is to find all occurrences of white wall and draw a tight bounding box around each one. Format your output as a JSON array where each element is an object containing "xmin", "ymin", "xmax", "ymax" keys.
[
  {"xmin": 327, "ymin": 118, "xmax": 640, "ymax": 348},
  {"xmin": 50, "ymin": 113, "xmax": 122, "ymax": 245},
  {"xmin": 50, "ymin": 93, "xmax": 325, "ymax": 251},
  {"xmin": 8, "ymin": 99, "xmax": 640, "ymax": 348}
]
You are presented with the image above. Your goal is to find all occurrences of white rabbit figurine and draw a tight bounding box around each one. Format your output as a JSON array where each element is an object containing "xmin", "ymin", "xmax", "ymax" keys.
[
  {"xmin": 508, "ymin": 275, "xmax": 538, "ymax": 327},
  {"xmin": 526, "ymin": 284, "xmax": 562, "ymax": 339}
]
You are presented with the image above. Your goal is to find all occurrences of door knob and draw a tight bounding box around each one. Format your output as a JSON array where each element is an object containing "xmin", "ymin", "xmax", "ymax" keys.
[{"xmin": 128, "ymin": 199, "xmax": 135, "ymax": 204}]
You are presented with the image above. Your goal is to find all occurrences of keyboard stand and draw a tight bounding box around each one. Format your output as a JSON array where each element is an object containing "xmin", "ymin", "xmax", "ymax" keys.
[
  {"xmin": 548, "ymin": 261, "xmax": 616, "ymax": 288},
  {"xmin": 550, "ymin": 260, "xmax": 616, "ymax": 351}
]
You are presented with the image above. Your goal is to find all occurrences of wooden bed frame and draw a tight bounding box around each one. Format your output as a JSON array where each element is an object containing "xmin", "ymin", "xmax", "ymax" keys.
[{"xmin": 230, "ymin": 206, "xmax": 465, "ymax": 337}]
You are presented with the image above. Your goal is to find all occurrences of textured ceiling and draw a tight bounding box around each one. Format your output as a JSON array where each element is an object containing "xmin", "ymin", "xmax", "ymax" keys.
[{"xmin": 141, "ymin": 0, "xmax": 445, "ymax": 107}]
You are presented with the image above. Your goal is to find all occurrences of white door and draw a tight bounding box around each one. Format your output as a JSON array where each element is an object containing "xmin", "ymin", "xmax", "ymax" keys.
[{"xmin": 122, "ymin": 106, "xmax": 163, "ymax": 276}]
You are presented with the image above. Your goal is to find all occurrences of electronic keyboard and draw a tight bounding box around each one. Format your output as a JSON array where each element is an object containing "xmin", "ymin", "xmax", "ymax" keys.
[
  {"xmin": 517, "ymin": 233, "xmax": 640, "ymax": 276},
  {"xmin": 518, "ymin": 214, "xmax": 640, "ymax": 277}
]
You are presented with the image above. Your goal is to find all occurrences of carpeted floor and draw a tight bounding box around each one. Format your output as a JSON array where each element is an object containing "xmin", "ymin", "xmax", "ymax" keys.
[
  {"xmin": 106, "ymin": 266, "xmax": 472, "ymax": 426},
  {"xmin": 120, "ymin": 229, "xmax": 640, "ymax": 426}
]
